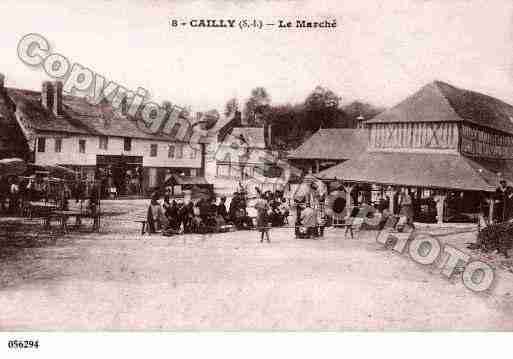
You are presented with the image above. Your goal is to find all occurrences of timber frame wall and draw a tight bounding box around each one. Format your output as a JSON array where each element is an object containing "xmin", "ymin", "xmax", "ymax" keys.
[{"xmin": 368, "ymin": 122, "xmax": 513, "ymax": 160}]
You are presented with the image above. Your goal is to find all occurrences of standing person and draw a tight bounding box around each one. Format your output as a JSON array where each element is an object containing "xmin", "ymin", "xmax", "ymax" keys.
[
  {"xmin": 279, "ymin": 198, "xmax": 290, "ymax": 223},
  {"xmin": 300, "ymin": 203, "xmax": 318, "ymax": 239},
  {"xmin": 229, "ymin": 192, "xmax": 240, "ymax": 224},
  {"xmin": 317, "ymin": 194, "xmax": 327, "ymax": 237},
  {"xmin": 181, "ymin": 201, "xmax": 194, "ymax": 233},
  {"xmin": 294, "ymin": 199, "xmax": 305, "ymax": 238},
  {"xmin": 398, "ymin": 187, "xmax": 414, "ymax": 228},
  {"xmin": 146, "ymin": 194, "xmax": 165, "ymax": 233},
  {"xmin": 163, "ymin": 194, "xmax": 177, "ymax": 229},
  {"xmin": 217, "ymin": 197, "xmax": 228, "ymax": 221},
  {"xmin": 255, "ymin": 195, "xmax": 270, "ymax": 243},
  {"xmin": 496, "ymin": 180, "xmax": 513, "ymax": 222}
]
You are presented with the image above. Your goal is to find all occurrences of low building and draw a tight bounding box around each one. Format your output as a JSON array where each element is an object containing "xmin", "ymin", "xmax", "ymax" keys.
[
  {"xmin": 0, "ymin": 74, "xmax": 207, "ymax": 195},
  {"xmin": 287, "ymin": 128, "xmax": 367, "ymax": 174}
]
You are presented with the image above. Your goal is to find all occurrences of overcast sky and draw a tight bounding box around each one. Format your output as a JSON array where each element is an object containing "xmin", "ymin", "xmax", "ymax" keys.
[{"xmin": 1, "ymin": 0, "xmax": 513, "ymax": 114}]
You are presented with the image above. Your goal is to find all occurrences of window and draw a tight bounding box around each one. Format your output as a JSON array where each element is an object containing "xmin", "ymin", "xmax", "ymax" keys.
[
  {"xmin": 176, "ymin": 144, "xmax": 183, "ymax": 158},
  {"xmin": 54, "ymin": 138, "xmax": 62, "ymax": 152},
  {"xmin": 150, "ymin": 144, "xmax": 158, "ymax": 157},
  {"xmin": 190, "ymin": 148, "xmax": 197, "ymax": 159},
  {"xmin": 79, "ymin": 139, "xmax": 86, "ymax": 153},
  {"xmin": 124, "ymin": 137, "xmax": 132, "ymax": 151},
  {"xmin": 168, "ymin": 145, "xmax": 175, "ymax": 158},
  {"xmin": 99, "ymin": 136, "xmax": 108, "ymax": 150},
  {"xmin": 37, "ymin": 137, "xmax": 46, "ymax": 152}
]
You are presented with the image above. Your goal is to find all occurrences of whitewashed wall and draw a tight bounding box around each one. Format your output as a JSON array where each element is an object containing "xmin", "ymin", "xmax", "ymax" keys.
[{"xmin": 34, "ymin": 134, "xmax": 202, "ymax": 168}]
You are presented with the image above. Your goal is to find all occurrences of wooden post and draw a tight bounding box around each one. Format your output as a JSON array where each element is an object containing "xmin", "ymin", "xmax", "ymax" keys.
[
  {"xmin": 435, "ymin": 194, "xmax": 446, "ymax": 224},
  {"xmin": 315, "ymin": 160, "xmax": 320, "ymax": 174},
  {"xmin": 488, "ymin": 198, "xmax": 496, "ymax": 224},
  {"xmin": 388, "ymin": 187, "xmax": 397, "ymax": 214}
]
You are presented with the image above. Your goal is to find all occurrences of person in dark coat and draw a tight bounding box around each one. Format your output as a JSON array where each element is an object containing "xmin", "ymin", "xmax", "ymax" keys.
[
  {"xmin": 496, "ymin": 180, "xmax": 513, "ymax": 222},
  {"xmin": 180, "ymin": 201, "xmax": 194, "ymax": 233},
  {"xmin": 255, "ymin": 195, "xmax": 270, "ymax": 242},
  {"xmin": 217, "ymin": 197, "xmax": 228, "ymax": 220},
  {"xmin": 147, "ymin": 195, "xmax": 165, "ymax": 233},
  {"xmin": 228, "ymin": 192, "xmax": 240, "ymax": 223}
]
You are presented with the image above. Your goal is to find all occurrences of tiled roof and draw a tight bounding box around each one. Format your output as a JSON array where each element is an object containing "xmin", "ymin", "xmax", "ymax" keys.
[
  {"xmin": 318, "ymin": 151, "xmax": 509, "ymax": 192},
  {"xmin": 368, "ymin": 81, "xmax": 513, "ymax": 136},
  {"xmin": 5, "ymin": 87, "xmax": 208, "ymax": 142},
  {"xmin": 288, "ymin": 129, "xmax": 367, "ymax": 160}
]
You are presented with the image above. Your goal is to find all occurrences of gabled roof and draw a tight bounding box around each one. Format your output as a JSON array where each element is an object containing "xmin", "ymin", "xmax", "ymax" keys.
[
  {"xmin": 4, "ymin": 87, "xmax": 209, "ymax": 143},
  {"xmin": 288, "ymin": 129, "xmax": 367, "ymax": 160},
  {"xmin": 318, "ymin": 151, "xmax": 511, "ymax": 192},
  {"xmin": 368, "ymin": 81, "xmax": 513, "ymax": 136}
]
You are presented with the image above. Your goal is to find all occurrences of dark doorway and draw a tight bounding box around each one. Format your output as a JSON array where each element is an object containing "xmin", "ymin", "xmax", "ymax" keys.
[{"xmin": 96, "ymin": 155, "xmax": 143, "ymax": 196}]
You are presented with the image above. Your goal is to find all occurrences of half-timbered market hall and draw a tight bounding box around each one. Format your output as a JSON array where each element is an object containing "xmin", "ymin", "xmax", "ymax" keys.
[{"xmin": 318, "ymin": 81, "xmax": 513, "ymax": 224}]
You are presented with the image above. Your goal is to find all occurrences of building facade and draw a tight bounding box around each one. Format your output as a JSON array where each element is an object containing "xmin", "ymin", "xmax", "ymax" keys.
[
  {"xmin": 0, "ymin": 74, "xmax": 206, "ymax": 195},
  {"xmin": 208, "ymin": 111, "xmax": 291, "ymax": 193},
  {"xmin": 319, "ymin": 81, "xmax": 513, "ymax": 222}
]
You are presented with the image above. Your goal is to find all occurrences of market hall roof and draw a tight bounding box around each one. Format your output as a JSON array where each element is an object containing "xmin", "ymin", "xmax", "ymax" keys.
[
  {"xmin": 317, "ymin": 151, "xmax": 513, "ymax": 192},
  {"xmin": 288, "ymin": 129, "xmax": 368, "ymax": 160},
  {"xmin": 367, "ymin": 81, "xmax": 513, "ymax": 136}
]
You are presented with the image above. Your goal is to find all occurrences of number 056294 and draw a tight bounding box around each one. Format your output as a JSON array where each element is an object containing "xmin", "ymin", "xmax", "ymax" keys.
[{"xmin": 8, "ymin": 340, "xmax": 39, "ymax": 349}]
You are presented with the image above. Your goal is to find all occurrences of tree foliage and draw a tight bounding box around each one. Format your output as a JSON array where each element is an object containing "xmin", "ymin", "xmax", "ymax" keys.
[
  {"xmin": 303, "ymin": 86, "xmax": 343, "ymax": 129},
  {"xmin": 342, "ymin": 101, "xmax": 385, "ymax": 126},
  {"xmin": 222, "ymin": 86, "xmax": 385, "ymax": 151},
  {"xmin": 224, "ymin": 98, "xmax": 239, "ymax": 118},
  {"xmin": 243, "ymin": 87, "xmax": 271, "ymax": 126}
]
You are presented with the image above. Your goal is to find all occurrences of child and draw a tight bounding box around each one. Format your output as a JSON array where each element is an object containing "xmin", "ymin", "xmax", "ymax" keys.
[
  {"xmin": 344, "ymin": 206, "xmax": 360, "ymax": 239},
  {"xmin": 255, "ymin": 196, "xmax": 270, "ymax": 243}
]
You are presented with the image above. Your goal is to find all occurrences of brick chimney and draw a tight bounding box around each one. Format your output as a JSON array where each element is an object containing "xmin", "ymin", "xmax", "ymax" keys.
[
  {"xmin": 41, "ymin": 81, "xmax": 54, "ymax": 110},
  {"xmin": 53, "ymin": 81, "xmax": 63, "ymax": 116}
]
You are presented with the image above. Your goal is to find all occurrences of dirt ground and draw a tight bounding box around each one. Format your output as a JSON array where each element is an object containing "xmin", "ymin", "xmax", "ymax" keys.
[{"xmin": 0, "ymin": 199, "xmax": 512, "ymax": 330}]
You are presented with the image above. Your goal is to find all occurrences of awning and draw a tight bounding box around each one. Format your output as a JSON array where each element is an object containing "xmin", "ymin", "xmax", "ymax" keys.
[
  {"xmin": 46, "ymin": 165, "xmax": 77, "ymax": 180},
  {"xmin": 318, "ymin": 151, "xmax": 511, "ymax": 192},
  {"xmin": 166, "ymin": 174, "xmax": 209, "ymax": 186},
  {"xmin": 0, "ymin": 158, "xmax": 27, "ymax": 176},
  {"xmin": 25, "ymin": 164, "xmax": 77, "ymax": 180}
]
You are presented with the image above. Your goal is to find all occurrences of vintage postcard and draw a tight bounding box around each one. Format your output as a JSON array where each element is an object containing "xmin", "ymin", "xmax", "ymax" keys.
[{"xmin": 0, "ymin": 0, "xmax": 512, "ymax": 342}]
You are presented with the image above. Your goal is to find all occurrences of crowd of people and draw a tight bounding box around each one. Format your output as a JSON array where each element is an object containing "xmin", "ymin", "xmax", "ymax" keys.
[
  {"xmin": 145, "ymin": 188, "xmax": 291, "ymax": 237},
  {"xmin": 0, "ymin": 174, "xmax": 102, "ymax": 216}
]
